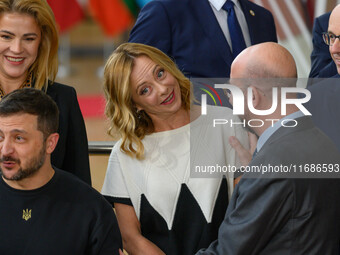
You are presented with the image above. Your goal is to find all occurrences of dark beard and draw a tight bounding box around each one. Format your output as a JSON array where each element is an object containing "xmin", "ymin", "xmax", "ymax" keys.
[{"xmin": 0, "ymin": 144, "xmax": 46, "ymax": 181}]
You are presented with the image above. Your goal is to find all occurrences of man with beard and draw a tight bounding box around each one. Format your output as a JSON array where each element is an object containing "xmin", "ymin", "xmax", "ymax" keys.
[
  {"xmin": 0, "ymin": 88, "xmax": 122, "ymax": 255},
  {"xmin": 196, "ymin": 42, "xmax": 340, "ymax": 254}
]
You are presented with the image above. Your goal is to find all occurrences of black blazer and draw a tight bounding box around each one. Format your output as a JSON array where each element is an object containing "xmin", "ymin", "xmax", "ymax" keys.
[{"xmin": 46, "ymin": 82, "xmax": 91, "ymax": 185}]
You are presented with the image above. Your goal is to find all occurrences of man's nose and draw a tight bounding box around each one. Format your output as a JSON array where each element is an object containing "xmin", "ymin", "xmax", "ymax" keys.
[
  {"xmin": 1, "ymin": 139, "xmax": 14, "ymax": 156},
  {"xmin": 331, "ymin": 38, "xmax": 340, "ymax": 52}
]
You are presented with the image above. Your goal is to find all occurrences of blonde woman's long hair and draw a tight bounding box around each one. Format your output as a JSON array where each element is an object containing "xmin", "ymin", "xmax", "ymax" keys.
[
  {"xmin": 0, "ymin": 0, "xmax": 58, "ymax": 90},
  {"xmin": 104, "ymin": 43, "xmax": 191, "ymax": 159}
]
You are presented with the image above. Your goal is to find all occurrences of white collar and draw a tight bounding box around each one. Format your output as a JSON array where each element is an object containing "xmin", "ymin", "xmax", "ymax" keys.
[{"xmin": 209, "ymin": 0, "xmax": 240, "ymax": 11}]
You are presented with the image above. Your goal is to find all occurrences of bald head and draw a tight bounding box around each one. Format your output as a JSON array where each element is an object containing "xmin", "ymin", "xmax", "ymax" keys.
[
  {"xmin": 229, "ymin": 43, "xmax": 300, "ymax": 136},
  {"xmin": 230, "ymin": 42, "xmax": 297, "ymax": 79},
  {"xmin": 329, "ymin": 5, "xmax": 340, "ymax": 74},
  {"xmin": 329, "ymin": 4, "xmax": 340, "ymax": 28}
]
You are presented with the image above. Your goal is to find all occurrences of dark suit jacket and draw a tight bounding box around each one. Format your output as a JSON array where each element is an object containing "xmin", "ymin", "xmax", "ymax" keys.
[
  {"xmin": 305, "ymin": 76, "xmax": 340, "ymax": 152},
  {"xmin": 129, "ymin": 0, "xmax": 277, "ymax": 107},
  {"xmin": 309, "ymin": 12, "xmax": 338, "ymax": 79},
  {"xmin": 197, "ymin": 116, "xmax": 340, "ymax": 254},
  {"xmin": 129, "ymin": 0, "xmax": 277, "ymax": 78},
  {"xmin": 46, "ymin": 82, "xmax": 91, "ymax": 185}
]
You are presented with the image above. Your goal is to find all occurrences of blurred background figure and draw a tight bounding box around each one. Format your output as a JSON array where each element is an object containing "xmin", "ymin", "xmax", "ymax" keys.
[
  {"xmin": 309, "ymin": 11, "xmax": 338, "ymax": 79},
  {"xmin": 0, "ymin": 0, "xmax": 90, "ymax": 184},
  {"xmin": 129, "ymin": 0, "xmax": 277, "ymax": 78},
  {"xmin": 305, "ymin": 4, "xmax": 340, "ymax": 152}
]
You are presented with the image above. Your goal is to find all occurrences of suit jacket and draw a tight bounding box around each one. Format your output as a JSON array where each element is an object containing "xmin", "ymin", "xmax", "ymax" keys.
[
  {"xmin": 309, "ymin": 12, "xmax": 338, "ymax": 79},
  {"xmin": 129, "ymin": 0, "xmax": 277, "ymax": 78},
  {"xmin": 305, "ymin": 76, "xmax": 340, "ymax": 152},
  {"xmin": 197, "ymin": 116, "xmax": 340, "ymax": 254},
  {"xmin": 47, "ymin": 82, "xmax": 91, "ymax": 185},
  {"xmin": 129, "ymin": 0, "xmax": 277, "ymax": 107}
]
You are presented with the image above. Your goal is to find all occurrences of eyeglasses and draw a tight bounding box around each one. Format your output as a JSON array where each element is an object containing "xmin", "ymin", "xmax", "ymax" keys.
[{"xmin": 322, "ymin": 32, "xmax": 340, "ymax": 46}]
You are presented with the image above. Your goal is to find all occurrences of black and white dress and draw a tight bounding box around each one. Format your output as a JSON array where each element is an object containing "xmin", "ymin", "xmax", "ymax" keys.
[{"xmin": 102, "ymin": 106, "xmax": 248, "ymax": 254}]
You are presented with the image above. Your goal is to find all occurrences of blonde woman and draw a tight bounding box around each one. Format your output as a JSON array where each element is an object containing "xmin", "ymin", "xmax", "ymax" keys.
[
  {"xmin": 0, "ymin": 0, "xmax": 90, "ymax": 184},
  {"xmin": 102, "ymin": 43, "xmax": 248, "ymax": 255}
]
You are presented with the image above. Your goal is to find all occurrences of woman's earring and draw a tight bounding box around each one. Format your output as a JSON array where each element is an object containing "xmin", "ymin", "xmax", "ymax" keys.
[{"xmin": 136, "ymin": 109, "xmax": 142, "ymax": 119}]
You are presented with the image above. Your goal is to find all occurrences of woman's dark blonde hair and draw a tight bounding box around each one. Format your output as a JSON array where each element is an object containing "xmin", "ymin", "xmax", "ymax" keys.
[
  {"xmin": 104, "ymin": 43, "xmax": 191, "ymax": 159},
  {"xmin": 0, "ymin": 0, "xmax": 58, "ymax": 90}
]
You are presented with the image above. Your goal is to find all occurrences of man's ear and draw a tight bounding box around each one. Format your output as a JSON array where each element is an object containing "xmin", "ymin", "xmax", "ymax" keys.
[
  {"xmin": 45, "ymin": 133, "xmax": 59, "ymax": 154},
  {"xmin": 249, "ymin": 86, "xmax": 262, "ymax": 109}
]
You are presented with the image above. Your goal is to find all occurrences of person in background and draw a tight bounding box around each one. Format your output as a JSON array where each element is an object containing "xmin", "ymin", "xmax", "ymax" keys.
[
  {"xmin": 309, "ymin": 11, "xmax": 338, "ymax": 79},
  {"xmin": 0, "ymin": 0, "xmax": 91, "ymax": 184},
  {"xmin": 129, "ymin": 0, "xmax": 277, "ymax": 107},
  {"xmin": 102, "ymin": 42, "xmax": 248, "ymax": 255},
  {"xmin": 305, "ymin": 4, "xmax": 340, "ymax": 152},
  {"xmin": 0, "ymin": 88, "xmax": 122, "ymax": 255}
]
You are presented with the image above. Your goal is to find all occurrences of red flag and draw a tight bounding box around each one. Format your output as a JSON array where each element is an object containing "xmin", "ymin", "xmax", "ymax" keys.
[
  {"xmin": 306, "ymin": 0, "xmax": 315, "ymax": 24},
  {"xmin": 47, "ymin": 0, "xmax": 84, "ymax": 33},
  {"xmin": 89, "ymin": 0, "xmax": 134, "ymax": 37}
]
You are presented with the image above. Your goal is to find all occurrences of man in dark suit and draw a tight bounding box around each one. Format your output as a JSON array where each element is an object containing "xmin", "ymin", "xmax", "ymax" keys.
[
  {"xmin": 309, "ymin": 11, "xmax": 338, "ymax": 78},
  {"xmin": 305, "ymin": 5, "xmax": 340, "ymax": 152},
  {"xmin": 129, "ymin": 0, "xmax": 277, "ymax": 107},
  {"xmin": 197, "ymin": 42, "xmax": 340, "ymax": 254}
]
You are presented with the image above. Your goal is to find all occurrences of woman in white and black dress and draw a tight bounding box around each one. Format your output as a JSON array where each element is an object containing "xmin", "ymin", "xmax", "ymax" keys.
[{"xmin": 102, "ymin": 42, "xmax": 248, "ymax": 255}]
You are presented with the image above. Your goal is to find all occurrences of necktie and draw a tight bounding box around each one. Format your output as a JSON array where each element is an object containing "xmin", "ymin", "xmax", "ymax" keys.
[{"xmin": 222, "ymin": 0, "xmax": 247, "ymax": 58}]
